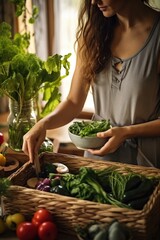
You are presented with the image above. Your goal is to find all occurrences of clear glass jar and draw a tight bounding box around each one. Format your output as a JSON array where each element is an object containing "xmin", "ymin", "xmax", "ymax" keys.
[{"xmin": 7, "ymin": 99, "xmax": 37, "ymax": 151}]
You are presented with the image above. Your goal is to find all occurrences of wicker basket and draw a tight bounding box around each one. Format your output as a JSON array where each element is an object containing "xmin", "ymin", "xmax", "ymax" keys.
[{"xmin": 4, "ymin": 152, "xmax": 160, "ymax": 240}]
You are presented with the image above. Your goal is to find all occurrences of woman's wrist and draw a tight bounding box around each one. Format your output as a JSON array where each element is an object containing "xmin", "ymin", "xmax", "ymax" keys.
[
  {"xmin": 121, "ymin": 125, "xmax": 137, "ymax": 139},
  {"xmin": 37, "ymin": 117, "xmax": 49, "ymax": 131},
  {"xmin": 121, "ymin": 119, "xmax": 160, "ymax": 139}
]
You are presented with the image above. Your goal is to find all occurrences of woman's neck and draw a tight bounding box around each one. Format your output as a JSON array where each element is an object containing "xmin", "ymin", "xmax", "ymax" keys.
[{"xmin": 116, "ymin": 1, "xmax": 157, "ymax": 30}]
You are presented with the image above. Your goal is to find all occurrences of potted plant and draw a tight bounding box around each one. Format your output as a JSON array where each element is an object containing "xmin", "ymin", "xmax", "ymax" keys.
[{"xmin": 0, "ymin": 21, "xmax": 71, "ymax": 151}]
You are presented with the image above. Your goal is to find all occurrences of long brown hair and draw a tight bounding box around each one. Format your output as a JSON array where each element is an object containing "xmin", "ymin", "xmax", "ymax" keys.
[{"xmin": 75, "ymin": 0, "xmax": 117, "ymax": 82}]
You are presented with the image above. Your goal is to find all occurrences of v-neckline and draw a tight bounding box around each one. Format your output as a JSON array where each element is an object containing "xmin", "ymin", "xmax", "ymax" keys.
[{"xmin": 112, "ymin": 13, "xmax": 160, "ymax": 63}]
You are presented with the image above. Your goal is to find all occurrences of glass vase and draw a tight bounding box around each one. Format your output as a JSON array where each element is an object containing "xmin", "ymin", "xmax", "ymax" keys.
[{"xmin": 7, "ymin": 99, "xmax": 37, "ymax": 151}]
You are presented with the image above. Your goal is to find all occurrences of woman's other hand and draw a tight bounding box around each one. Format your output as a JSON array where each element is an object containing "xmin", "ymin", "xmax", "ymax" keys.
[{"xmin": 87, "ymin": 126, "xmax": 128, "ymax": 156}]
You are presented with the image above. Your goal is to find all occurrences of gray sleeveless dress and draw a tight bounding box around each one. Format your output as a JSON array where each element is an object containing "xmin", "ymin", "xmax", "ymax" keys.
[{"xmin": 84, "ymin": 14, "xmax": 160, "ymax": 168}]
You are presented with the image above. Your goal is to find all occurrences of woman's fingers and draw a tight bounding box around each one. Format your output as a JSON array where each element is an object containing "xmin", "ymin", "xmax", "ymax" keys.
[{"xmin": 88, "ymin": 127, "xmax": 126, "ymax": 156}]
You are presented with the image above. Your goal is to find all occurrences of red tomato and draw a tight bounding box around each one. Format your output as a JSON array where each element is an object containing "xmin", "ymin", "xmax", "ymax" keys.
[
  {"xmin": 16, "ymin": 222, "xmax": 38, "ymax": 240},
  {"xmin": 32, "ymin": 217, "xmax": 41, "ymax": 229},
  {"xmin": 32, "ymin": 209, "xmax": 53, "ymax": 228},
  {"xmin": 38, "ymin": 221, "xmax": 58, "ymax": 240},
  {"xmin": 0, "ymin": 133, "xmax": 4, "ymax": 145}
]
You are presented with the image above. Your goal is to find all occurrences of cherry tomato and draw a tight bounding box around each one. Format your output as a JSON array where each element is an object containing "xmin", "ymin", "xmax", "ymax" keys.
[
  {"xmin": 0, "ymin": 133, "xmax": 4, "ymax": 145},
  {"xmin": 38, "ymin": 221, "xmax": 58, "ymax": 240},
  {"xmin": 16, "ymin": 222, "xmax": 38, "ymax": 240},
  {"xmin": 32, "ymin": 217, "xmax": 41, "ymax": 230},
  {"xmin": 32, "ymin": 209, "xmax": 53, "ymax": 228}
]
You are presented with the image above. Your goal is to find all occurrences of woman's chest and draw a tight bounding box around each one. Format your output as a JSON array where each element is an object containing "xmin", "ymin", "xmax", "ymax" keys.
[{"xmin": 111, "ymin": 25, "xmax": 152, "ymax": 62}]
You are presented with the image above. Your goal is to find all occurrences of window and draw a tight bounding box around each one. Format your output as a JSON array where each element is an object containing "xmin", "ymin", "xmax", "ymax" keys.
[{"xmin": 54, "ymin": 0, "xmax": 94, "ymax": 112}]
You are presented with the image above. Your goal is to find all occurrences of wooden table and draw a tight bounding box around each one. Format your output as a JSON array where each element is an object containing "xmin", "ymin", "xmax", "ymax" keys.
[{"xmin": 1, "ymin": 231, "xmax": 79, "ymax": 240}]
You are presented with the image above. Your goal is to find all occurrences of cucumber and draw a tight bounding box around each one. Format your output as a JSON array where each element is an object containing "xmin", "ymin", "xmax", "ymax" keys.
[
  {"xmin": 125, "ymin": 175, "xmax": 142, "ymax": 192},
  {"xmin": 122, "ymin": 178, "xmax": 155, "ymax": 203},
  {"xmin": 127, "ymin": 195, "xmax": 150, "ymax": 210}
]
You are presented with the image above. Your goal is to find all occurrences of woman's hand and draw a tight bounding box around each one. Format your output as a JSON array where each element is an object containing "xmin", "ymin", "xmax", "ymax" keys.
[
  {"xmin": 22, "ymin": 120, "xmax": 47, "ymax": 163},
  {"xmin": 87, "ymin": 126, "xmax": 127, "ymax": 156}
]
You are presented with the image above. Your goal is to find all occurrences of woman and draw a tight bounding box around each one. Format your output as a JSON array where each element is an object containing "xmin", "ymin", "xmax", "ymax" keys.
[{"xmin": 23, "ymin": 0, "xmax": 160, "ymax": 167}]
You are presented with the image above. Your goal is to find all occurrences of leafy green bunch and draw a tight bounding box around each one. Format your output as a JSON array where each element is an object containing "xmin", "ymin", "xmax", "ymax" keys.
[
  {"xmin": 69, "ymin": 119, "xmax": 111, "ymax": 137},
  {"xmin": 0, "ymin": 22, "xmax": 71, "ymax": 118}
]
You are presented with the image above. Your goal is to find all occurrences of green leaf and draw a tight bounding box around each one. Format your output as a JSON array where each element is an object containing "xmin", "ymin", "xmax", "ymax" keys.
[{"xmin": 41, "ymin": 88, "xmax": 61, "ymax": 117}]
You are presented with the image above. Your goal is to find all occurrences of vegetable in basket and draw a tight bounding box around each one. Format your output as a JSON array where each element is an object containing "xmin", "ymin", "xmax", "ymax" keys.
[
  {"xmin": 36, "ymin": 163, "xmax": 159, "ymax": 210},
  {"xmin": 96, "ymin": 168, "xmax": 158, "ymax": 210},
  {"xmin": 50, "ymin": 184, "xmax": 70, "ymax": 196},
  {"xmin": 121, "ymin": 177, "xmax": 156, "ymax": 210},
  {"xmin": 57, "ymin": 167, "xmax": 129, "ymax": 207},
  {"xmin": 39, "ymin": 162, "xmax": 57, "ymax": 178}
]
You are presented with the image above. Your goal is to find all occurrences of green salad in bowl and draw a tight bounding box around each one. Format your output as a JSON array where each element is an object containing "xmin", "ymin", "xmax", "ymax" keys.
[{"xmin": 68, "ymin": 119, "xmax": 111, "ymax": 150}]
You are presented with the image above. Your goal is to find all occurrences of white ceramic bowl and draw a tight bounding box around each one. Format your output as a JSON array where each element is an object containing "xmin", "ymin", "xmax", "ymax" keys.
[{"xmin": 68, "ymin": 130, "xmax": 107, "ymax": 150}]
